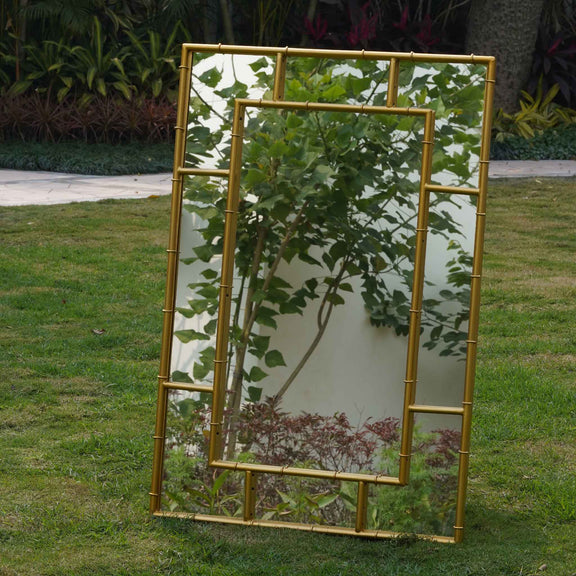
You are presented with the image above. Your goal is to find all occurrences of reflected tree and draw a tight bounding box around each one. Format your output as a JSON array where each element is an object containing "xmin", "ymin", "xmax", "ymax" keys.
[{"xmin": 175, "ymin": 56, "xmax": 484, "ymax": 456}]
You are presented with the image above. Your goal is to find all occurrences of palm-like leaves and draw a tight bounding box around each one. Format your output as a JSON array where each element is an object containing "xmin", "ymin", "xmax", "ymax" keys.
[
  {"xmin": 124, "ymin": 23, "xmax": 183, "ymax": 98},
  {"xmin": 69, "ymin": 17, "xmax": 132, "ymax": 98}
]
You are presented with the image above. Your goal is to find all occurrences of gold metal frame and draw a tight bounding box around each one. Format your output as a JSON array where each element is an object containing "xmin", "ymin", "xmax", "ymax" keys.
[{"xmin": 150, "ymin": 43, "xmax": 496, "ymax": 544}]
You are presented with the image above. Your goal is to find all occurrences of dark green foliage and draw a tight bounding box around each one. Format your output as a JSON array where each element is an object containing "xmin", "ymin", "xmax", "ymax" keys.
[
  {"xmin": 0, "ymin": 6, "xmax": 190, "ymax": 144},
  {"xmin": 491, "ymin": 123, "xmax": 576, "ymax": 160},
  {"xmin": 0, "ymin": 140, "xmax": 173, "ymax": 174}
]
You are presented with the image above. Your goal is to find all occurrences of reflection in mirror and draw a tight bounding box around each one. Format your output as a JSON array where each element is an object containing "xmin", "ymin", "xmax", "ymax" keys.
[
  {"xmin": 415, "ymin": 189, "xmax": 474, "ymax": 408},
  {"xmin": 255, "ymin": 477, "xmax": 347, "ymax": 527},
  {"xmin": 174, "ymin": 54, "xmax": 484, "ymax": 464},
  {"xmin": 279, "ymin": 58, "xmax": 484, "ymax": 186},
  {"xmin": 367, "ymin": 414, "xmax": 461, "ymax": 537},
  {"xmin": 392, "ymin": 62, "xmax": 485, "ymax": 188},
  {"xmin": 186, "ymin": 53, "xmax": 275, "ymax": 169},
  {"xmin": 170, "ymin": 175, "xmax": 227, "ymax": 383},
  {"xmin": 157, "ymin": 47, "xmax": 492, "ymax": 541},
  {"xmin": 188, "ymin": 103, "xmax": 429, "ymax": 472},
  {"xmin": 163, "ymin": 389, "xmax": 242, "ymax": 514},
  {"xmin": 283, "ymin": 57, "xmax": 390, "ymax": 105}
]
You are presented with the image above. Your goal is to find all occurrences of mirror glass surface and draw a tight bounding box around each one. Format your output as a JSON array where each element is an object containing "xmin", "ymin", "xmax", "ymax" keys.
[
  {"xmin": 367, "ymin": 414, "xmax": 460, "ymax": 536},
  {"xmin": 185, "ymin": 53, "xmax": 276, "ymax": 169},
  {"xmin": 163, "ymin": 50, "xmax": 486, "ymax": 534},
  {"xmin": 215, "ymin": 103, "xmax": 427, "ymax": 476}
]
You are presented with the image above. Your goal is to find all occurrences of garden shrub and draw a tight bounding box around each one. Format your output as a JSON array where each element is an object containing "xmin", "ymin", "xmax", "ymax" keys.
[
  {"xmin": 491, "ymin": 123, "xmax": 576, "ymax": 160},
  {"xmin": 0, "ymin": 94, "xmax": 176, "ymax": 144},
  {"xmin": 163, "ymin": 394, "xmax": 460, "ymax": 532}
]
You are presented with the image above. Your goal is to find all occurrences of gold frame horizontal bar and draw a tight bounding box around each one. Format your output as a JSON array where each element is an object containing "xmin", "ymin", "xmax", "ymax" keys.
[
  {"xmin": 153, "ymin": 511, "xmax": 456, "ymax": 543},
  {"xmin": 163, "ymin": 381, "xmax": 214, "ymax": 393},
  {"xmin": 178, "ymin": 167, "xmax": 230, "ymax": 177},
  {"xmin": 184, "ymin": 43, "xmax": 494, "ymax": 65},
  {"xmin": 425, "ymin": 184, "xmax": 479, "ymax": 196},
  {"xmin": 409, "ymin": 404, "xmax": 464, "ymax": 416},
  {"xmin": 210, "ymin": 459, "xmax": 402, "ymax": 485},
  {"xmin": 238, "ymin": 98, "xmax": 430, "ymax": 117}
]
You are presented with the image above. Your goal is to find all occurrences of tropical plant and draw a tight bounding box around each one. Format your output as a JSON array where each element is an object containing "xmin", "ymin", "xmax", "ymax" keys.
[
  {"xmin": 236, "ymin": 0, "xmax": 305, "ymax": 46},
  {"xmin": 527, "ymin": 24, "xmax": 576, "ymax": 107},
  {"xmin": 7, "ymin": 38, "xmax": 74, "ymax": 101},
  {"xmin": 0, "ymin": 37, "xmax": 16, "ymax": 90},
  {"xmin": 69, "ymin": 17, "xmax": 132, "ymax": 98},
  {"xmin": 124, "ymin": 23, "xmax": 185, "ymax": 99},
  {"xmin": 16, "ymin": 0, "xmax": 131, "ymax": 42},
  {"xmin": 300, "ymin": 0, "xmax": 470, "ymax": 51},
  {"xmin": 492, "ymin": 81, "xmax": 576, "ymax": 141}
]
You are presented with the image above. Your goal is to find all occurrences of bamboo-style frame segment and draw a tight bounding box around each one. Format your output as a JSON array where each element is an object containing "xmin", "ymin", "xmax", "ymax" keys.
[
  {"xmin": 153, "ymin": 510, "xmax": 455, "ymax": 543},
  {"xmin": 209, "ymin": 99, "xmax": 435, "ymax": 486},
  {"xmin": 150, "ymin": 44, "xmax": 495, "ymax": 545}
]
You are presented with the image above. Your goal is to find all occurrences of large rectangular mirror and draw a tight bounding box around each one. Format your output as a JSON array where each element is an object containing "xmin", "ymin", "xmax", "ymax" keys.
[{"xmin": 151, "ymin": 45, "xmax": 495, "ymax": 543}]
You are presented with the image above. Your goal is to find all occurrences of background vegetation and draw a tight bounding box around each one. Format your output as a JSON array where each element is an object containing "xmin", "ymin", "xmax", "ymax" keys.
[
  {"xmin": 0, "ymin": 140, "xmax": 174, "ymax": 173},
  {"xmin": 2, "ymin": 0, "xmax": 576, "ymax": 158},
  {"xmin": 1, "ymin": 178, "xmax": 574, "ymax": 574}
]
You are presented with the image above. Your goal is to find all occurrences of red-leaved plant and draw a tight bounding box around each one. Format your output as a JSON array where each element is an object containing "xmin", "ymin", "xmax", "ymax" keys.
[
  {"xmin": 0, "ymin": 94, "xmax": 176, "ymax": 143},
  {"xmin": 237, "ymin": 397, "xmax": 399, "ymax": 472},
  {"xmin": 163, "ymin": 395, "xmax": 460, "ymax": 531}
]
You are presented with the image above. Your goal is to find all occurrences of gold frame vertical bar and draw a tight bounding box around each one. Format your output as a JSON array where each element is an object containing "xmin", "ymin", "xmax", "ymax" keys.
[
  {"xmin": 209, "ymin": 99, "xmax": 246, "ymax": 463},
  {"xmin": 150, "ymin": 46, "xmax": 194, "ymax": 513},
  {"xmin": 453, "ymin": 57, "xmax": 496, "ymax": 543},
  {"xmin": 355, "ymin": 481, "xmax": 369, "ymax": 533},
  {"xmin": 386, "ymin": 57, "xmax": 400, "ymax": 107},
  {"xmin": 244, "ymin": 471, "xmax": 258, "ymax": 521},
  {"xmin": 273, "ymin": 52, "xmax": 287, "ymax": 100},
  {"xmin": 398, "ymin": 110, "xmax": 435, "ymax": 484}
]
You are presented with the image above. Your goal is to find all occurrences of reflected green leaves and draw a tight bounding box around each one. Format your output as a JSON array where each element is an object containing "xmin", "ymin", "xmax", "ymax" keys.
[{"xmin": 177, "ymin": 53, "xmax": 484, "ymax": 407}]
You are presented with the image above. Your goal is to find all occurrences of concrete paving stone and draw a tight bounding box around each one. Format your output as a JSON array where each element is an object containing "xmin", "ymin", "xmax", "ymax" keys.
[
  {"xmin": 489, "ymin": 160, "xmax": 576, "ymax": 179},
  {"xmin": 0, "ymin": 171, "xmax": 172, "ymax": 206},
  {"xmin": 1, "ymin": 161, "xmax": 576, "ymax": 207}
]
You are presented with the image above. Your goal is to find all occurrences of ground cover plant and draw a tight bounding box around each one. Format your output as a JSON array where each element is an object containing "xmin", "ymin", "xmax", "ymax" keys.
[
  {"xmin": 0, "ymin": 140, "xmax": 174, "ymax": 175},
  {"xmin": 491, "ymin": 123, "xmax": 576, "ymax": 161},
  {"xmin": 0, "ymin": 178, "xmax": 575, "ymax": 575}
]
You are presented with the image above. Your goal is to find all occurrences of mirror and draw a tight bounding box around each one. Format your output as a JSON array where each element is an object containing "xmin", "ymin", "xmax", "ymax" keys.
[{"xmin": 153, "ymin": 45, "xmax": 494, "ymax": 543}]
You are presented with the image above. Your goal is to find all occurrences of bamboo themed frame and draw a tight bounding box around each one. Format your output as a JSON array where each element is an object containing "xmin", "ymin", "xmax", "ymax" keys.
[{"xmin": 150, "ymin": 44, "xmax": 496, "ymax": 544}]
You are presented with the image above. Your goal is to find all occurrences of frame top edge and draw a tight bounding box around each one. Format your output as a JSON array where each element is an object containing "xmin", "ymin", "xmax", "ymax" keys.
[
  {"xmin": 235, "ymin": 98, "xmax": 433, "ymax": 117},
  {"xmin": 182, "ymin": 43, "xmax": 495, "ymax": 65}
]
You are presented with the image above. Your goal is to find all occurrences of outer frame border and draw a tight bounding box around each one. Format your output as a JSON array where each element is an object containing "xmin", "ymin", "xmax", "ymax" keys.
[{"xmin": 150, "ymin": 44, "xmax": 496, "ymax": 544}]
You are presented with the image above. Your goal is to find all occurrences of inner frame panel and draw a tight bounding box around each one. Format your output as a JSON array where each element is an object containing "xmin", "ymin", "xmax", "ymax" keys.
[{"xmin": 208, "ymin": 99, "xmax": 435, "ymax": 484}]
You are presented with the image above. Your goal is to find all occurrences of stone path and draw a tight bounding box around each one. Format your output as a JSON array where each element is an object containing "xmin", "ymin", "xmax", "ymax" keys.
[
  {"xmin": 0, "ymin": 171, "xmax": 172, "ymax": 207},
  {"xmin": 1, "ymin": 160, "xmax": 576, "ymax": 206}
]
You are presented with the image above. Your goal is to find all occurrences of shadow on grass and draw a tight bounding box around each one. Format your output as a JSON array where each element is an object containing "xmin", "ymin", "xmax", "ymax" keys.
[{"xmin": 152, "ymin": 503, "xmax": 546, "ymax": 576}]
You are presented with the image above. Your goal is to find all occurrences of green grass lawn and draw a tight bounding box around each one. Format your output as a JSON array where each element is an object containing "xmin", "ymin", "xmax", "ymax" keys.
[{"xmin": 0, "ymin": 179, "xmax": 574, "ymax": 575}]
